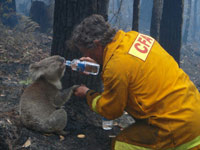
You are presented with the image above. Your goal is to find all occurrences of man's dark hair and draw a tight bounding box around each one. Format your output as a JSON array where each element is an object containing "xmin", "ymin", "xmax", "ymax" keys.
[{"xmin": 69, "ymin": 14, "xmax": 116, "ymax": 50}]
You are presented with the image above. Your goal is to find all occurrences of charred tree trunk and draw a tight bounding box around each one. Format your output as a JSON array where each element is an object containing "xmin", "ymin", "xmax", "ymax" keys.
[
  {"xmin": 139, "ymin": 0, "xmax": 153, "ymax": 34},
  {"xmin": 159, "ymin": 0, "xmax": 184, "ymax": 64},
  {"xmin": 132, "ymin": 0, "xmax": 140, "ymax": 31},
  {"xmin": 0, "ymin": 0, "xmax": 18, "ymax": 27},
  {"xmin": 51, "ymin": 0, "xmax": 109, "ymax": 90},
  {"xmin": 150, "ymin": 0, "xmax": 163, "ymax": 41},
  {"xmin": 51, "ymin": 2, "xmax": 115, "ymax": 150},
  {"xmin": 182, "ymin": 0, "xmax": 191, "ymax": 44},
  {"xmin": 192, "ymin": 0, "xmax": 198, "ymax": 41},
  {"xmin": 29, "ymin": 1, "xmax": 50, "ymax": 33}
]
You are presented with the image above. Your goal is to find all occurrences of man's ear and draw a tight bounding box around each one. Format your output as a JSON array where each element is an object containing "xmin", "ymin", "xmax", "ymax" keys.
[{"xmin": 93, "ymin": 40, "xmax": 101, "ymax": 47}]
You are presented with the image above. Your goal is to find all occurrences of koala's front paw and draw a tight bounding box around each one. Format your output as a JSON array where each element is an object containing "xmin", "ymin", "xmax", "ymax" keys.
[
  {"xmin": 64, "ymin": 85, "xmax": 80, "ymax": 101},
  {"xmin": 71, "ymin": 85, "xmax": 80, "ymax": 90}
]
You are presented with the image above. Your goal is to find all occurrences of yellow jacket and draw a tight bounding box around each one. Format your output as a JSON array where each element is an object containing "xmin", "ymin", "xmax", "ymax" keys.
[{"xmin": 86, "ymin": 30, "xmax": 200, "ymax": 149}]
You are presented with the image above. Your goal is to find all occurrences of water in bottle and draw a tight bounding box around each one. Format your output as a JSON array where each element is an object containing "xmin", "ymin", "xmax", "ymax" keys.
[
  {"xmin": 66, "ymin": 59, "xmax": 100, "ymax": 75},
  {"xmin": 102, "ymin": 117, "xmax": 113, "ymax": 130}
]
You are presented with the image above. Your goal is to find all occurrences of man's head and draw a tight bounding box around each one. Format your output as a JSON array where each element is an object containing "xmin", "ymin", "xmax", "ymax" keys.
[{"xmin": 69, "ymin": 14, "xmax": 116, "ymax": 64}]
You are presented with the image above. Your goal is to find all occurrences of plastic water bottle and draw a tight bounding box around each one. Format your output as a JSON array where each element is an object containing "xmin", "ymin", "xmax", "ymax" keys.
[
  {"xmin": 102, "ymin": 117, "xmax": 113, "ymax": 130},
  {"xmin": 66, "ymin": 59, "xmax": 100, "ymax": 75}
]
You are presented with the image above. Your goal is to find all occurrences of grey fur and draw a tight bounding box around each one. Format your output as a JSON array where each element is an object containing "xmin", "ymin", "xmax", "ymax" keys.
[{"xmin": 19, "ymin": 55, "xmax": 79, "ymax": 135}]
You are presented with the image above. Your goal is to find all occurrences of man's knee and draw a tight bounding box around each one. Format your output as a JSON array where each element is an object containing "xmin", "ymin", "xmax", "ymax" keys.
[{"xmin": 111, "ymin": 121, "xmax": 158, "ymax": 150}]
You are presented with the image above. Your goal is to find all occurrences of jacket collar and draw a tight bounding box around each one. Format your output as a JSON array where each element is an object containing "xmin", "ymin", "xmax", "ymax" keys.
[{"xmin": 102, "ymin": 30, "xmax": 125, "ymax": 71}]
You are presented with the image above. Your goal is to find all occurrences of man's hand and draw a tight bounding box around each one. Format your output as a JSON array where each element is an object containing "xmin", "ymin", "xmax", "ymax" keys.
[
  {"xmin": 74, "ymin": 85, "xmax": 90, "ymax": 97},
  {"xmin": 79, "ymin": 57, "xmax": 97, "ymax": 63},
  {"xmin": 79, "ymin": 57, "xmax": 98, "ymax": 75}
]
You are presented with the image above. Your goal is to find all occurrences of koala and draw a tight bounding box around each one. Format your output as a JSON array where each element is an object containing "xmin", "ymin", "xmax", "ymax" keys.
[{"xmin": 19, "ymin": 55, "xmax": 78, "ymax": 135}]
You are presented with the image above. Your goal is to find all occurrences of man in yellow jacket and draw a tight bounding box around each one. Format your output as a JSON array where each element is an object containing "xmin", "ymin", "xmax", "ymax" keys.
[{"xmin": 70, "ymin": 14, "xmax": 200, "ymax": 150}]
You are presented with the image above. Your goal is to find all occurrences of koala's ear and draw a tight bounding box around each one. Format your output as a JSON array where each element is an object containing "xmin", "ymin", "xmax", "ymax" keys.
[
  {"xmin": 29, "ymin": 63, "xmax": 39, "ymax": 70},
  {"xmin": 29, "ymin": 63, "xmax": 43, "ymax": 81}
]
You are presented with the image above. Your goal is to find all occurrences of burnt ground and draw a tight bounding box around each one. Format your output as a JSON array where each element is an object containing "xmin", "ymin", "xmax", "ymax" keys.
[
  {"xmin": 0, "ymin": 23, "xmax": 129, "ymax": 150},
  {"xmin": 0, "ymin": 22, "xmax": 200, "ymax": 150}
]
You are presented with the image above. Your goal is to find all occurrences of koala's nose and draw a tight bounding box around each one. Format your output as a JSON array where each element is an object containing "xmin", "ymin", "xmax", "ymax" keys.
[{"xmin": 58, "ymin": 57, "xmax": 65, "ymax": 63}]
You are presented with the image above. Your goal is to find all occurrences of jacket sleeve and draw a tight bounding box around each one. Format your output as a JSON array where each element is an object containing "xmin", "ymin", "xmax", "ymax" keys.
[{"xmin": 86, "ymin": 57, "xmax": 129, "ymax": 120}]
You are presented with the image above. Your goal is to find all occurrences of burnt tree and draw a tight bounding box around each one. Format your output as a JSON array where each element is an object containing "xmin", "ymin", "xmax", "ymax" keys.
[
  {"xmin": 51, "ymin": 1, "xmax": 113, "ymax": 148},
  {"xmin": 0, "ymin": 0, "xmax": 18, "ymax": 27},
  {"xmin": 132, "ymin": 0, "xmax": 140, "ymax": 31},
  {"xmin": 51, "ymin": 2, "xmax": 116, "ymax": 150},
  {"xmin": 182, "ymin": 0, "xmax": 192, "ymax": 44},
  {"xmin": 51, "ymin": 0, "xmax": 108, "ymax": 90},
  {"xmin": 150, "ymin": 0, "xmax": 163, "ymax": 41},
  {"xmin": 192, "ymin": 0, "xmax": 198, "ymax": 41},
  {"xmin": 159, "ymin": 0, "xmax": 184, "ymax": 64},
  {"xmin": 29, "ymin": 1, "xmax": 50, "ymax": 33}
]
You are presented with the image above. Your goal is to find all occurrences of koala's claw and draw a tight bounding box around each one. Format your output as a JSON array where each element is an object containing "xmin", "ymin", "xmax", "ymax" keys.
[{"xmin": 71, "ymin": 85, "xmax": 80, "ymax": 91}]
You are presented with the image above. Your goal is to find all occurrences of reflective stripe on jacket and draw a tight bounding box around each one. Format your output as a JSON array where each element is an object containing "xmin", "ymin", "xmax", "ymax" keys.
[
  {"xmin": 86, "ymin": 30, "xmax": 200, "ymax": 149},
  {"xmin": 115, "ymin": 135, "xmax": 200, "ymax": 150}
]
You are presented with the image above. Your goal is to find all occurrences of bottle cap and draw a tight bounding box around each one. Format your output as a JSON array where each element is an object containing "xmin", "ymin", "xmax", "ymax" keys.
[{"xmin": 65, "ymin": 60, "xmax": 71, "ymax": 66}]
